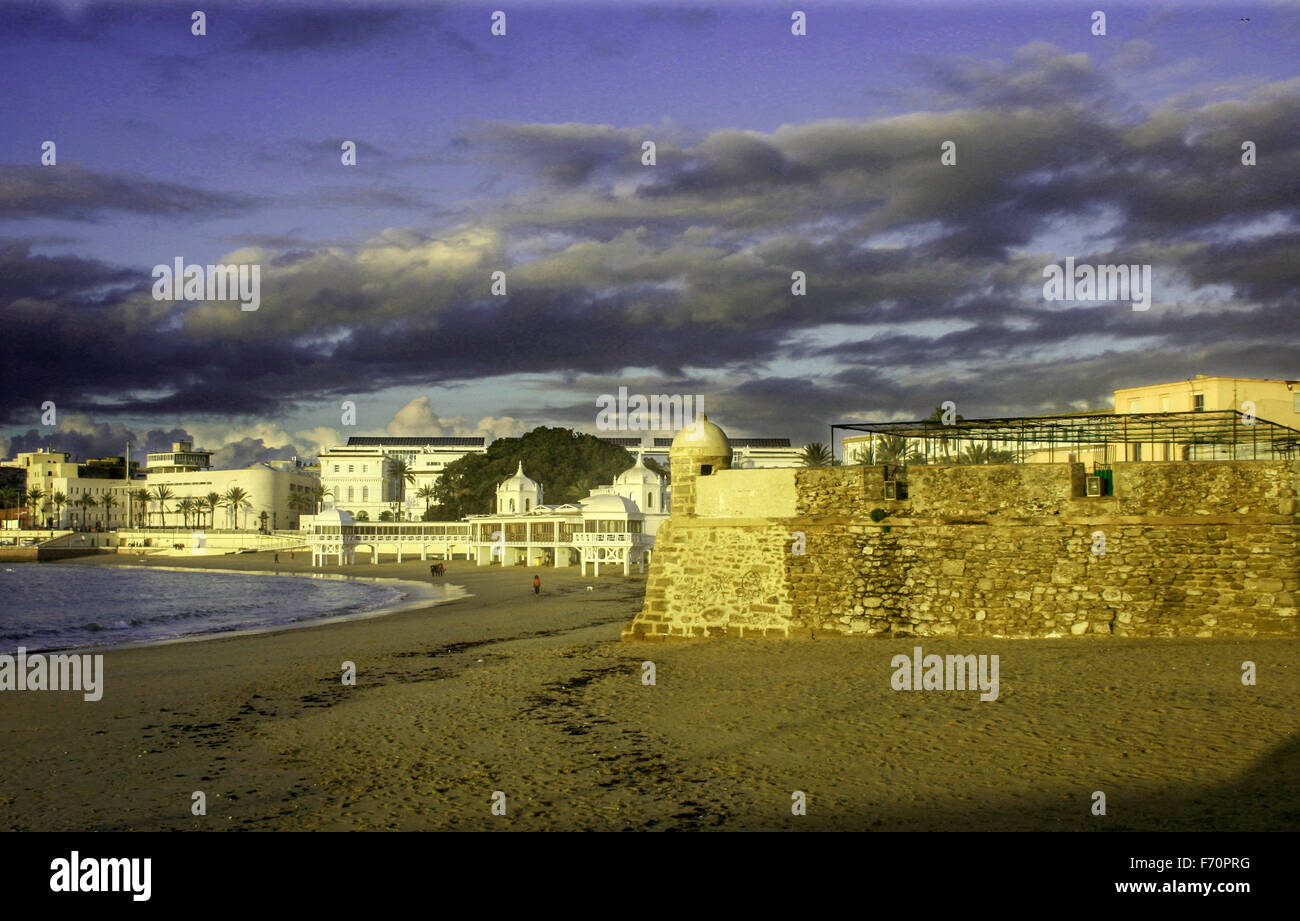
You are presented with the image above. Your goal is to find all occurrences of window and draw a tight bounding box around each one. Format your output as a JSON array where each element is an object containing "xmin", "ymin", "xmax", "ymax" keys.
[
  {"xmin": 1160, "ymin": 395, "xmax": 1171, "ymax": 412},
  {"xmin": 1129, "ymin": 400, "xmax": 1141, "ymax": 414},
  {"xmin": 348, "ymin": 486, "xmax": 354, "ymax": 501},
  {"xmin": 525, "ymin": 499, "xmax": 530, "ymax": 511},
  {"xmin": 1193, "ymin": 393, "xmax": 1205, "ymax": 412},
  {"xmin": 362, "ymin": 465, "xmax": 367, "ymax": 473},
  {"xmin": 1294, "ymin": 393, "xmax": 1300, "ymax": 413},
  {"xmin": 509, "ymin": 499, "xmax": 516, "ymax": 513},
  {"xmin": 1133, "ymin": 443, "xmax": 1142, "ymax": 462},
  {"xmin": 333, "ymin": 465, "xmax": 339, "ymax": 473},
  {"xmin": 348, "ymin": 465, "xmax": 354, "ymax": 473},
  {"xmin": 362, "ymin": 487, "xmax": 368, "ymax": 501}
]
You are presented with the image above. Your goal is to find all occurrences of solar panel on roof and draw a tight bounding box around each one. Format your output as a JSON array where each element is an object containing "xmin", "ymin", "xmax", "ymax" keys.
[{"xmin": 345, "ymin": 436, "xmax": 485, "ymax": 446}]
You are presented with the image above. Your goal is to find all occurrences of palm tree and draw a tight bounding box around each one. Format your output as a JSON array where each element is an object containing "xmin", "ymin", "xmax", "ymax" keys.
[
  {"xmin": 875, "ymin": 434, "xmax": 913, "ymax": 466},
  {"xmin": 204, "ymin": 492, "xmax": 224, "ymax": 529},
  {"xmin": 26, "ymin": 486, "xmax": 45, "ymax": 529},
  {"xmin": 310, "ymin": 485, "xmax": 332, "ymax": 513},
  {"xmin": 175, "ymin": 496, "xmax": 196, "ymax": 528},
  {"xmin": 416, "ymin": 483, "xmax": 438, "ymax": 513},
  {"xmin": 100, "ymin": 493, "xmax": 117, "ymax": 528},
  {"xmin": 223, "ymin": 487, "xmax": 250, "ymax": 529},
  {"xmin": 850, "ymin": 444, "xmax": 876, "ymax": 465},
  {"xmin": 51, "ymin": 491, "xmax": 68, "ymax": 529},
  {"xmin": 151, "ymin": 485, "xmax": 175, "ymax": 527},
  {"xmin": 0, "ymin": 486, "xmax": 18, "ymax": 531},
  {"xmin": 131, "ymin": 488, "xmax": 152, "ymax": 527},
  {"xmin": 386, "ymin": 459, "xmax": 415, "ymax": 520},
  {"xmin": 922, "ymin": 405, "xmax": 966, "ymax": 463},
  {"xmin": 798, "ymin": 442, "xmax": 837, "ymax": 467}
]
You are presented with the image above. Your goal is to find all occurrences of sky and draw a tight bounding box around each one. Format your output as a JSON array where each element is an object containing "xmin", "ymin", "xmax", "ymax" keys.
[{"xmin": 2, "ymin": 0, "xmax": 1298, "ymax": 465}]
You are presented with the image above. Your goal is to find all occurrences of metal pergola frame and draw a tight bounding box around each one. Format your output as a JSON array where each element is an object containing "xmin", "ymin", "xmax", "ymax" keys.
[{"xmin": 832, "ymin": 410, "xmax": 1300, "ymax": 465}]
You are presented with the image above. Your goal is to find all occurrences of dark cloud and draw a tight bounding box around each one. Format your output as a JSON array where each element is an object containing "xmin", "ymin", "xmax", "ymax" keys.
[
  {"xmin": 0, "ymin": 164, "xmax": 255, "ymax": 221},
  {"xmin": 3, "ymin": 44, "xmax": 1298, "ymax": 446}
]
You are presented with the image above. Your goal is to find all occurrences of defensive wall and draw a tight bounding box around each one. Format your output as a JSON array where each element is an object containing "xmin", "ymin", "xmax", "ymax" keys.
[{"xmin": 623, "ymin": 423, "xmax": 1299, "ymax": 640}]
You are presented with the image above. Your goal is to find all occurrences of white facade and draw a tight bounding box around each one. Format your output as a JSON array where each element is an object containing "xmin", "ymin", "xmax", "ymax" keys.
[
  {"xmin": 320, "ymin": 436, "xmax": 487, "ymax": 522},
  {"xmin": 144, "ymin": 462, "xmax": 319, "ymax": 530},
  {"xmin": 648, "ymin": 436, "xmax": 802, "ymax": 468},
  {"xmin": 1, "ymin": 451, "xmax": 142, "ymax": 529}
]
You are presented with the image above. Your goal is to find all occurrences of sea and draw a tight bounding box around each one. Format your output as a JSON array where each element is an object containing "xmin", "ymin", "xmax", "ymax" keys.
[{"xmin": 0, "ymin": 564, "xmax": 413, "ymax": 651}]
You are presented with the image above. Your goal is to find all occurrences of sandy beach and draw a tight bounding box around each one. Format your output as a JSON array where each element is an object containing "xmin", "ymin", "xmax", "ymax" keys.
[{"xmin": 1, "ymin": 551, "xmax": 1297, "ymax": 831}]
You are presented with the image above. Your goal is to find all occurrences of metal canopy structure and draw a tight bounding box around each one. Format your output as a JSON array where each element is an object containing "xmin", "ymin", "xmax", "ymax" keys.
[{"xmin": 833, "ymin": 410, "xmax": 1300, "ymax": 464}]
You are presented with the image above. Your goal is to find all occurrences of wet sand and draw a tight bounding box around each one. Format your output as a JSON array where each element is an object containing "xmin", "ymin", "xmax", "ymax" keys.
[{"xmin": 1, "ymin": 551, "xmax": 1297, "ymax": 831}]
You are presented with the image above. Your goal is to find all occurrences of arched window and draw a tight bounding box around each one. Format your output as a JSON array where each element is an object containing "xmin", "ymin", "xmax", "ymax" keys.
[
  {"xmin": 509, "ymin": 499, "xmax": 516, "ymax": 512},
  {"xmin": 648, "ymin": 492, "xmax": 653, "ymax": 509},
  {"xmin": 525, "ymin": 498, "xmax": 530, "ymax": 511}
]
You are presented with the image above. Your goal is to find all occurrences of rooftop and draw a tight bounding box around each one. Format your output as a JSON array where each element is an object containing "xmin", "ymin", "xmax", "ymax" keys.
[{"xmin": 344, "ymin": 436, "xmax": 485, "ymax": 447}]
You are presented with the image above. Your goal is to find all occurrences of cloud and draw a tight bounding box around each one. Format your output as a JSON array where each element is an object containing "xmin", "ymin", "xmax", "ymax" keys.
[
  {"xmin": 0, "ymin": 164, "xmax": 255, "ymax": 222},
  {"xmin": 385, "ymin": 397, "xmax": 525, "ymax": 442},
  {"xmin": 3, "ymin": 45, "xmax": 1298, "ymax": 448}
]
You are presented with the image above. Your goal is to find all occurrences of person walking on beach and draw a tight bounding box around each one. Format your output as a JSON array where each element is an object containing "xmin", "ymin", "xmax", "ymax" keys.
[
  {"xmin": 275, "ymin": 553, "xmax": 279, "ymax": 564},
  {"xmin": 533, "ymin": 574, "xmax": 541, "ymax": 595}
]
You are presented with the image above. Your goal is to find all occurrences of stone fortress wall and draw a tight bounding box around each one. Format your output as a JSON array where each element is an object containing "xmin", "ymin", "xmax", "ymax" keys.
[{"xmin": 623, "ymin": 418, "xmax": 1299, "ymax": 640}]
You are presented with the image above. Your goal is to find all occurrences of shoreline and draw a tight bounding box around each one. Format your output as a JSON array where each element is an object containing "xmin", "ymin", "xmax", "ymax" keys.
[
  {"xmin": 2, "ymin": 553, "xmax": 1296, "ymax": 831},
  {"xmin": 10, "ymin": 559, "xmax": 472, "ymax": 654}
]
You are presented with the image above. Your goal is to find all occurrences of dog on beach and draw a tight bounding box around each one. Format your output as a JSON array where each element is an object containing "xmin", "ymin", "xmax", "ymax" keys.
[{"xmin": 429, "ymin": 563, "xmax": 445, "ymax": 577}]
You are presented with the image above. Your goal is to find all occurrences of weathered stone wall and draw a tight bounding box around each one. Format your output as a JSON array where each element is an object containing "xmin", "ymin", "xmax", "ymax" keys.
[{"xmin": 623, "ymin": 460, "xmax": 1299, "ymax": 640}]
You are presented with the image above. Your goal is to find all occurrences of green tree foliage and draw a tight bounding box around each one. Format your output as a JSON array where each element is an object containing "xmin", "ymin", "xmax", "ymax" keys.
[{"xmin": 430, "ymin": 427, "xmax": 645, "ymax": 520}]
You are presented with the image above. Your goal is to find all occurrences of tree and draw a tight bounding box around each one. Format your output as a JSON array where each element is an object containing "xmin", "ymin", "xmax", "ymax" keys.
[
  {"xmin": 26, "ymin": 486, "xmax": 45, "ymax": 529},
  {"xmin": 875, "ymin": 434, "xmax": 913, "ymax": 466},
  {"xmin": 259, "ymin": 510, "xmax": 270, "ymax": 532},
  {"xmin": 52, "ymin": 491, "xmax": 67, "ymax": 529},
  {"xmin": 100, "ymin": 493, "xmax": 117, "ymax": 528},
  {"xmin": 131, "ymin": 489, "xmax": 152, "ymax": 527},
  {"xmin": 355, "ymin": 510, "xmax": 369, "ymax": 521},
  {"xmin": 415, "ymin": 483, "xmax": 438, "ymax": 513},
  {"xmin": 386, "ymin": 459, "xmax": 415, "ymax": 520},
  {"xmin": 73, "ymin": 493, "xmax": 95, "ymax": 529},
  {"xmin": 151, "ymin": 485, "xmax": 175, "ymax": 527},
  {"xmin": 223, "ymin": 487, "xmax": 250, "ymax": 529},
  {"xmin": 798, "ymin": 442, "xmax": 838, "ymax": 467},
  {"xmin": 923, "ymin": 405, "xmax": 966, "ymax": 463},
  {"xmin": 0, "ymin": 486, "xmax": 18, "ymax": 530},
  {"xmin": 204, "ymin": 492, "xmax": 224, "ymax": 530},
  {"xmin": 431, "ymin": 427, "xmax": 642, "ymax": 520},
  {"xmin": 309, "ymin": 485, "xmax": 332, "ymax": 514},
  {"xmin": 176, "ymin": 496, "xmax": 196, "ymax": 528},
  {"xmin": 378, "ymin": 510, "xmax": 394, "ymax": 522}
]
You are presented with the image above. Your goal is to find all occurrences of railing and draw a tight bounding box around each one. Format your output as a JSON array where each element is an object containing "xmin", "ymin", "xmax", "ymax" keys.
[{"xmin": 572, "ymin": 532, "xmax": 644, "ymax": 544}]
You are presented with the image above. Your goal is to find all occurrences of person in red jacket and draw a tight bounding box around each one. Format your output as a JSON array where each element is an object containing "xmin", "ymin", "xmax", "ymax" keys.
[{"xmin": 532, "ymin": 574, "xmax": 541, "ymax": 595}]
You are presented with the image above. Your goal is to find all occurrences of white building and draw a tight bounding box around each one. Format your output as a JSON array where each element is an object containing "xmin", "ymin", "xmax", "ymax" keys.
[
  {"xmin": 648, "ymin": 436, "xmax": 804, "ymax": 468},
  {"xmin": 309, "ymin": 453, "xmax": 671, "ymax": 575},
  {"xmin": 1, "ymin": 450, "xmax": 143, "ymax": 530},
  {"xmin": 319, "ymin": 436, "xmax": 488, "ymax": 522},
  {"xmin": 144, "ymin": 461, "xmax": 319, "ymax": 531}
]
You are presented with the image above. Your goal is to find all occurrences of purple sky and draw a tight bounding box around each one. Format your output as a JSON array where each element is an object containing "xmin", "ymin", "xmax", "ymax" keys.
[{"xmin": 2, "ymin": 0, "xmax": 1298, "ymax": 464}]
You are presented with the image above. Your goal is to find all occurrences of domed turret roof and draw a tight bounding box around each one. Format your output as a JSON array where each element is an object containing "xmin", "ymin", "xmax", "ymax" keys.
[
  {"xmin": 499, "ymin": 460, "xmax": 539, "ymax": 491},
  {"xmin": 580, "ymin": 493, "xmax": 639, "ymax": 514},
  {"xmin": 615, "ymin": 452, "xmax": 661, "ymax": 486},
  {"xmin": 670, "ymin": 412, "xmax": 728, "ymax": 454}
]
